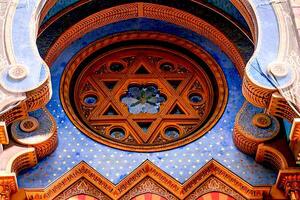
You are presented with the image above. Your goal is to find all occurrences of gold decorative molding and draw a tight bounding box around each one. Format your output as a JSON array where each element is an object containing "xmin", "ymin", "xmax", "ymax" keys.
[
  {"xmin": 242, "ymin": 73, "xmax": 276, "ymax": 108},
  {"xmin": 275, "ymin": 169, "xmax": 300, "ymax": 199},
  {"xmin": 230, "ymin": 0, "xmax": 257, "ymax": 43},
  {"xmin": 0, "ymin": 78, "xmax": 52, "ymax": 126},
  {"xmin": 25, "ymin": 78, "xmax": 52, "ymax": 112},
  {"xmin": 0, "ymin": 175, "xmax": 18, "ymax": 200},
  {"xmin": 38, "ymin": 0, "xmax": 91, "ymax": 35},
  {"xmin": 0, "ymin": 122, "xmax": 8, "ymax": 145},
  {"xmin": 44, "ymin": 3, "xmax": 245, "ymax": 75},
  {"xmin": 11, "ymin": 108, "xmax": 58, "ymax": 160},
  {"xmin": 289, "ymin": 118, "xmax": 300, "ymax": 164},
  {"xmin": 233, "ymin": 102, "xmax": 280, "ymax": 155},
  {"xmin": 267, "ymin": 92, "xmax": 298, "ymax": 123},
  {"xmin": 0, "ymin": 102, "xmax": 27, "ymax": 125},
  {"xmin": 0, "ymin": 147, "xmax": 36, "ymax": 174},
  {"xmin": 256, "ymin": 143, "xmax": 289, "ymax": 171},
  {"xmin": 0, "ymin": 146, "xmax": 37, "ymax": 200},
  {"xmin": 22, "ymin": 160, "xmax": 270, "ymax": 200},
  {"xmin": 233, "ymin": 123, "xmax": 259, "ymax": 155}
]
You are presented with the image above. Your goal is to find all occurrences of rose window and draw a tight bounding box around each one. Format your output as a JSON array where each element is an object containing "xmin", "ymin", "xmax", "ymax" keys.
[{"xmin": 61, "ymin": 43, "xmax": 227, "ymax": 152}]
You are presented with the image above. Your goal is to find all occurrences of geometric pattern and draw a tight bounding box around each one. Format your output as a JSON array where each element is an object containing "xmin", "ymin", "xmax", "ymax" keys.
[
  {"xmin": 61, "ymin": 44, "xmax": 227, "ymax": 152},
  {"xmin": 23, "ymin": 160, "xmax": 270, "ymax": 200}
]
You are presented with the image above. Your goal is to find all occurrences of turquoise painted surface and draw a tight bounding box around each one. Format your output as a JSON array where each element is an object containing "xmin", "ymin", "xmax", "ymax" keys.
[{"xmin": 17, "ymin": 19, "xmax": 277, "ymax": 188}]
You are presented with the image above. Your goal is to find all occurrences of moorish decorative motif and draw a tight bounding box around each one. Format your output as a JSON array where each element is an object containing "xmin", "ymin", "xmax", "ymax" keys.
[
  {"xmin": 1, "ymin": 0, "xmax": 300, "ymax": 199},
  {"xmin": 233, "ymin": 102, "xmax": 280, "ymax": 155},
  {"xmin": 22, "ymin": 160, "xmax": 271, "ymax": 200},
  {"xmin": 60, "ymin": 38, "xmax": 228, "ymax": 152},
  {"xmin": 43, "ymin": 3, "xmax": 246, "ymax": 74},
  {"xmin": 11, "ymin": 108, "xmax": 58, "ymax": 160}
]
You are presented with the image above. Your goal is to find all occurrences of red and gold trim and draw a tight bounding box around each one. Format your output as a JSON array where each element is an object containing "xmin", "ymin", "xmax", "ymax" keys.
[
  {"xmin": 255, "ymin": 143, "xmax": 289, "ymax": 171},
  {"xmin": 67, "ymin": 195, "xmax": 98, "ymax": 200},
  {"xmin": 242, "ymin": 73, "xmax": 275, "ymax": 108},
  {"xmin": 197, "ymin": 192, "xmax": 235, "ymax": 200},
  {"xmin": 230, "ymin": 0, "xmax": 257, "ymax": 43},
  {"xmin": 44, "ymin": 3, "xmax": 245, "ymax": 75},
  {"xmin": 25, "ymin": 78, "xmax": 52, "ymax": 112},
  {"xmin": 275, "ymin": 169, "xmax": 300, "ymax": 199},
  {"xmin": 131, "ymin": 193, "xmax": 166, "ymax": 200},
  {"xmin": 267, "ymin": 92, "xmax": 299, "ymax": 123},
  {"xmin": 22, "ymin": 160, "xmax": 270, "ymax": 200}
]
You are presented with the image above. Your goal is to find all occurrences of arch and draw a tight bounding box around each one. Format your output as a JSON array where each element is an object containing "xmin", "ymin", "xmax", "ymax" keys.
[
  {"xmin": 42, "ymin": 3, "xmax": 245, "ymax": 73},
  {"xmin": 67, "ymin": 194, "xmax": 98, "ymax": 200},
  {"xmin": 131, "ymin": 193, "xmax": 166, "ymax": 200},
  {"xmin": 198, "ymin": 192, "xmax": 235, "ymax": 200}
]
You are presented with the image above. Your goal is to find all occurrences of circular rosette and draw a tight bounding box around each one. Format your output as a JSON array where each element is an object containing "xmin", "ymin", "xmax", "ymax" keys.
[{"xmin": 61, "ymin": 34, "xmax": 227, "ymax": 152}]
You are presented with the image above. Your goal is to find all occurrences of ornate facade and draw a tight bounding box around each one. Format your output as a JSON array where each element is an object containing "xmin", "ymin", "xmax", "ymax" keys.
[{"xmin": 0, "ymin": 0, "xmax": 300, "ymax": 199}]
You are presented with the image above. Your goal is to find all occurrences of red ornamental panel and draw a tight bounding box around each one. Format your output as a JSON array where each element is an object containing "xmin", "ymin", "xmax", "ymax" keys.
[
  {"xmin": 131, "ymin": 193, "xmax": 166, "ymax": 200},
  {"xmin": 198, "ymin": 192, "xmax": 235, "ymax": 200}
]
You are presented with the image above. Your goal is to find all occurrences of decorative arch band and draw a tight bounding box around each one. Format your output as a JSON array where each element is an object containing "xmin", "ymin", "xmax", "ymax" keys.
[{"xmin": 44, "ymin": 3, "xmax": 245, "ymax": 75}]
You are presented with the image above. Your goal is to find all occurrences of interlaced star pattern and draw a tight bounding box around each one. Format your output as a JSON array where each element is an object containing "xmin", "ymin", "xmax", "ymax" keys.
[{"xmin": 62, "ymin": 45, "xmax": 227, "ymax": 151}]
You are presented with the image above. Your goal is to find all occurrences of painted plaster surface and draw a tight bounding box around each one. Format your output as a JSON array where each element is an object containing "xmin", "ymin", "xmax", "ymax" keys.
[
  {"xmin": 11, "ymin": 109, "xmax": 53, "ymax": 145},
  {"xmin": 0, "ymin": 0, "xmax": 48, "ymax": 92},
  {"xmin": 238, "ymin": 103, "xmax": 280, "ymax": 139},
  {"xmin": 17, "ymin": 19, "xmax": 277, "ymax": 188},
  {"xmin": 246, "ymin": 0, "xmax": 283, "ymax": 88}
]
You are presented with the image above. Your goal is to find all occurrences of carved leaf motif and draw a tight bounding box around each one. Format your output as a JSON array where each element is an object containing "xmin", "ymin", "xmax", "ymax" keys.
[
  {"xmin": 93, "ymin": 125, "xmax": 109, "ymax": 134},
  {"xmin": 190, "ymin": 80, "xmax": 203, "ymax": 91},
  {"xmin": 81, "ymin": 105, "xmax": 93, "ymax": 118},
  {"xmin": 192, "ymin": 103, "xmax": 206, "ymax": 116},
  {"xmin": 95, "ymin": 64, "xmax": 107, "ymax": 74},
  {"xmin": 124, "ymin": 135, "xmax": 138, "ymax": 144},
  {"xmin": 177, "ymin": 66, "xmax": 189, "ymax": 74},
  {"xmin": 120, "ymin": 177, "xmax": 177, "ymax": 200},
  {"xmin": 77, "ymin": 179, "xmax": 89, "ymax": 192},
  {"xmin": 147, "ymin": 56, "xmax": 163, "ymax": 64},
  {"xmin": 122, "ymin": 56, "xmax": 136, "ymax": 67},
  {"xmin": 180, "ymin": 124, "xmax": 197, "ymax": 134},
  {"xmin": 186, "ymin": 177, "xmax": 246, "ymax": 200},
  {"xmin": 53, "ymin": 178, "xmax": 110, "ymax": 200},
  {"xmin": 82, "ymin": 83, "xmax": 93, "ymax": 93}
]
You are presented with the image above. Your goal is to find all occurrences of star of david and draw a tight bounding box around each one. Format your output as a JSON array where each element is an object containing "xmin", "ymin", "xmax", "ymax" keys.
[{"xmin": 74, "ymin": 47, "xmax": 213, "ymax": 146}]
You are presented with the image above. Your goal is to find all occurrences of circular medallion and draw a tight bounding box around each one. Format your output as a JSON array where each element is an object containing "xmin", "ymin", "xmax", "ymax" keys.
[
  {"xmin": 267, "ymin": 62, "xmax": 289, "ymax": 78},
  {"xmin": 252, "ymin": 113, "xmax": 272, "ymax": 128},
  {"xmin": 60, "ymin": 33, "xmax": 227, "ymax": 152},
  {"xmin": 8, "ymin": 64, "xmax": 27, "ymax": 80},
  {"xmin": 20, "ymin": 117, "xmax": 39, "ymax": 132}
]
